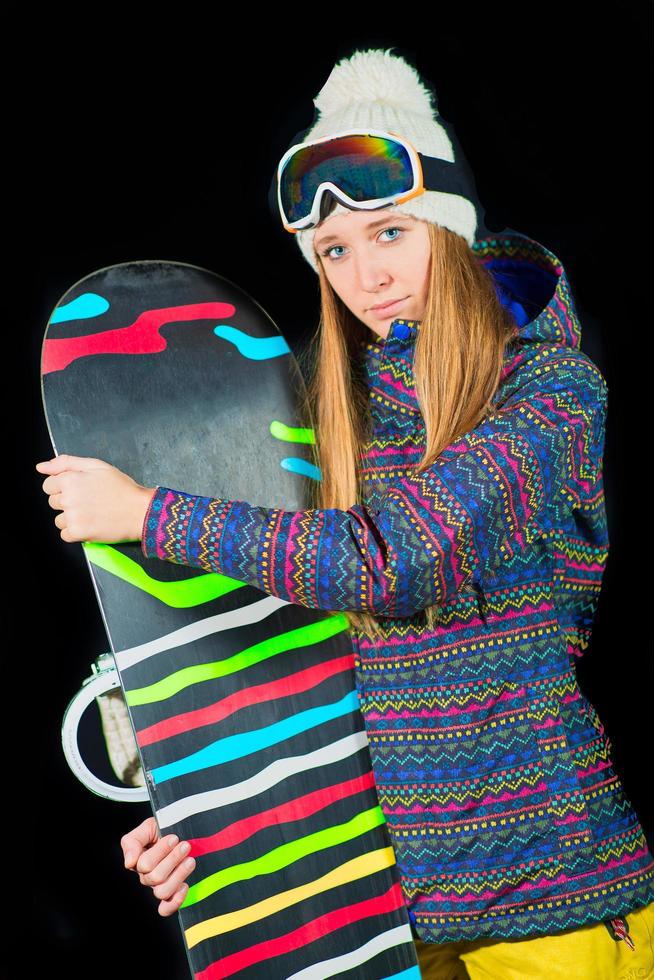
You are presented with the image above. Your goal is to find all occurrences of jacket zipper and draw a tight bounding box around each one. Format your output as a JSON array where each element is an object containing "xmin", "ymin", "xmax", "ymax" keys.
[{"xmin": 604, "ymin": 915, "xmax": 636, "ymax": 951}]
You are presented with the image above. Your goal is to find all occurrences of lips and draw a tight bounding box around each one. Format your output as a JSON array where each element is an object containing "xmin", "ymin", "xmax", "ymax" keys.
[
  {"xmin": 369, "ymin": 297, "xmax": 405, "ymax": 311},
  {"xmin": 368, "ymin": 297, "xmax": 408, "ymax": 319}
]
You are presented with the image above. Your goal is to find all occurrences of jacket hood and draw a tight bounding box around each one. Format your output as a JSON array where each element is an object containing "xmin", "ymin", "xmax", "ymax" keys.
[{"xmin": 360, "ymin": 229, "xmax": 583, "ymax": 413}]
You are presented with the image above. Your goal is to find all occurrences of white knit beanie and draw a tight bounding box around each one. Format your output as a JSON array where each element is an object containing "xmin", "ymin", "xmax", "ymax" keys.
[{"xmin": 272, "ymin": 47, "xmax": 488, "ymax": 274}]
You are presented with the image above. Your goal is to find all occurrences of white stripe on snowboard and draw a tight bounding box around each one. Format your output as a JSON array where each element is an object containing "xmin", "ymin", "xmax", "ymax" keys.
[
  {"xmin": 285, "ymin": 923, "xmax": 417, "ymax": 980},
  {"xmin": 115, "ymin": 594, "xmax": 289, "ymax": 670},
  {"xmin": 156, "ymin": 729, "xmax": 370, "ymax": 828}
]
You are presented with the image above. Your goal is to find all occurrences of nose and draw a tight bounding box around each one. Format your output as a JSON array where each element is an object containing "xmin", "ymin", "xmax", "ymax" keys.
[{"xmin": 352, "ymin": 252, "xmax": 393, "ymax": 295}]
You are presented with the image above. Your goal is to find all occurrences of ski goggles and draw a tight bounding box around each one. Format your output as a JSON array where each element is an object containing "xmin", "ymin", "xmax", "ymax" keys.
[{"xmin": 274, "ymin": 128, "xmax": 477, "ymax": 233}]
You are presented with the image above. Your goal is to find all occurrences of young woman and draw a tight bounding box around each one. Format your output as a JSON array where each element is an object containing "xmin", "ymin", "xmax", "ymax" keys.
[{"xmin": 36, "ymin": 49, "xmax": 654, "ymax": 978}]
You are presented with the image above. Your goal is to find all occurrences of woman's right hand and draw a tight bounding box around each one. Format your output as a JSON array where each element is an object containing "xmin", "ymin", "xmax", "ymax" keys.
[{"xmin": 120, "ymin": 816, "xmax": 196, "ymax": 917}]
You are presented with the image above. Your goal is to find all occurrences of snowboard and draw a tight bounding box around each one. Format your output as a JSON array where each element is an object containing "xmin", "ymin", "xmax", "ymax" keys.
[{"xmin": 40, "ymin": 260, "xmax": 422, "ymax": 980}]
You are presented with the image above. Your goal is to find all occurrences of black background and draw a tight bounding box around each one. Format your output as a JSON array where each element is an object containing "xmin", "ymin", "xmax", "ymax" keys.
[{"xmin": 13, "ymin": 5, "xmax": 653, "ymax": 977}]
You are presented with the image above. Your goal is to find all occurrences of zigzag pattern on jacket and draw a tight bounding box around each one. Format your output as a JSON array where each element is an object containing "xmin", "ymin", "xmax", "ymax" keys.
[{"xmin": 142, "ymin": 230, "xmax": 654, "ymax": 943}]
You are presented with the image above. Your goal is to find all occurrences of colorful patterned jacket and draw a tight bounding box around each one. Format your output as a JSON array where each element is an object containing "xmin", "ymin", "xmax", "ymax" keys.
[{"xmin": 142, "ymin": 230, "xmax": 654, "ymax": 943}]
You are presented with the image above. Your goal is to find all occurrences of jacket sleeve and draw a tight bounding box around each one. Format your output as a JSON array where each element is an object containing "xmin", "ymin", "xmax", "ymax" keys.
[{"xmin": 140, "ymin": 352, "xmax": 607, "ymax": 618}]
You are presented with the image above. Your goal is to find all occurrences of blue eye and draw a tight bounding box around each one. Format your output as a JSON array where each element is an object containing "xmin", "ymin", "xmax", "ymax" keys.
[
  {"xmin": 321, "ymin": 226, "xmax": 406, "ymax": 261},
  {"xmin": 324, "ymin": 245, "xmax": 346, "ymax": 259}
]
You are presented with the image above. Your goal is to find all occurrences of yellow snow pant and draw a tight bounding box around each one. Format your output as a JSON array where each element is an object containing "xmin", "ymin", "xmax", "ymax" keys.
[{"xmin": 413, "ymin": 899, "xmax": 654, "ymax": 980}]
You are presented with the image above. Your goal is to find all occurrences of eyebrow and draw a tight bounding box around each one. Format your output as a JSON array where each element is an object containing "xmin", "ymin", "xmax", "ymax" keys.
[{"xmin": 314, "ymin": 215, "xmax": 407, "ymax": 248}]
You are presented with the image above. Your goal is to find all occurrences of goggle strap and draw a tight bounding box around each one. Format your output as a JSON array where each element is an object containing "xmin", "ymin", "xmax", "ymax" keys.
[{"xmin": 418, "ymin": 153, "xmax": 477, "ymax": 201}]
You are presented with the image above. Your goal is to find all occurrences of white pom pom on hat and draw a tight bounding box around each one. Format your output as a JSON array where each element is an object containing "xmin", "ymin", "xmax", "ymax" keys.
[{"xmin": 284, "ymin": 47, "xmax": 486, "ymax": 275}]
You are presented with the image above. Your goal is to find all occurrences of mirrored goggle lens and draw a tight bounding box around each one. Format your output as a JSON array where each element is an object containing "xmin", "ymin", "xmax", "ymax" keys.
[{"xmin": 280, "ymin": 135, "xmax": 414, "ymax": 225}]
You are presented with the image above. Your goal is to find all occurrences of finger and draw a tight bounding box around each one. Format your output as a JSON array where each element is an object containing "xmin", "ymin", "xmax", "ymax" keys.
[
  {"xmin": 47, "ymin": 492, "xmax": 64, "ymax": 511},
  {"xmin": 41, "ymin": 475, "xmax": 62, "ymax": 495},
  {"xmin": 149, "ymin": 853, "xmax": 196, "ymax": 902},
  {"xmin": 137, "ymin": 839, "xmax": 194, "ymax": 888},
  {"xmin": 128, "ymin": 829, "xmax": 181, "ymax": 875},
  {"xmin": 157, "ymin": 883, "xmax": 189, "ymax": 918},
  {"xmin": 60, "ymin": 454, "xmax": 112, "ymax": 471},
  {"xmin": 36, "ymin": 455, "xmax": 109, "ymax": 475},
  {"xmin": 35, "ymin": 455, "xmax": 74, "ymax": 475},
  {"xmin": 54, "ymin": 512, "xmax": 68, "ymax": 530},
  {"xmin": 121, "ymin": 816, "xmax": 164, "ymax": 869}
]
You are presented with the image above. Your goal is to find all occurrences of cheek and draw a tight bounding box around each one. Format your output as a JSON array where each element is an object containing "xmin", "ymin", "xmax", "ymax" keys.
[
  {"xmin": 325, "ymin": 267, "xmax": 353, "ymax": 302},
  {"xmin": 401, "ymin": 250, "xmax": 430, "ymax": 289},
  {"xmin": 413, "ymin": 243, "xmax": 432, "ymax": 287}
]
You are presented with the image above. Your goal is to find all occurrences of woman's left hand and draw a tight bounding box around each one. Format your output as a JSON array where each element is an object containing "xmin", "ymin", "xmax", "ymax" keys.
[{"xmin": 35, "ymin": 454, "xmax": 157, "ymax": 544}]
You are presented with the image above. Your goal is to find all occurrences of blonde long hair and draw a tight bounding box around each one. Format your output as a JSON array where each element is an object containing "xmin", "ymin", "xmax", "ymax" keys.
[{"xmin": 295, "ymin": 220, "xmax": 518, "ymax": 638}]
